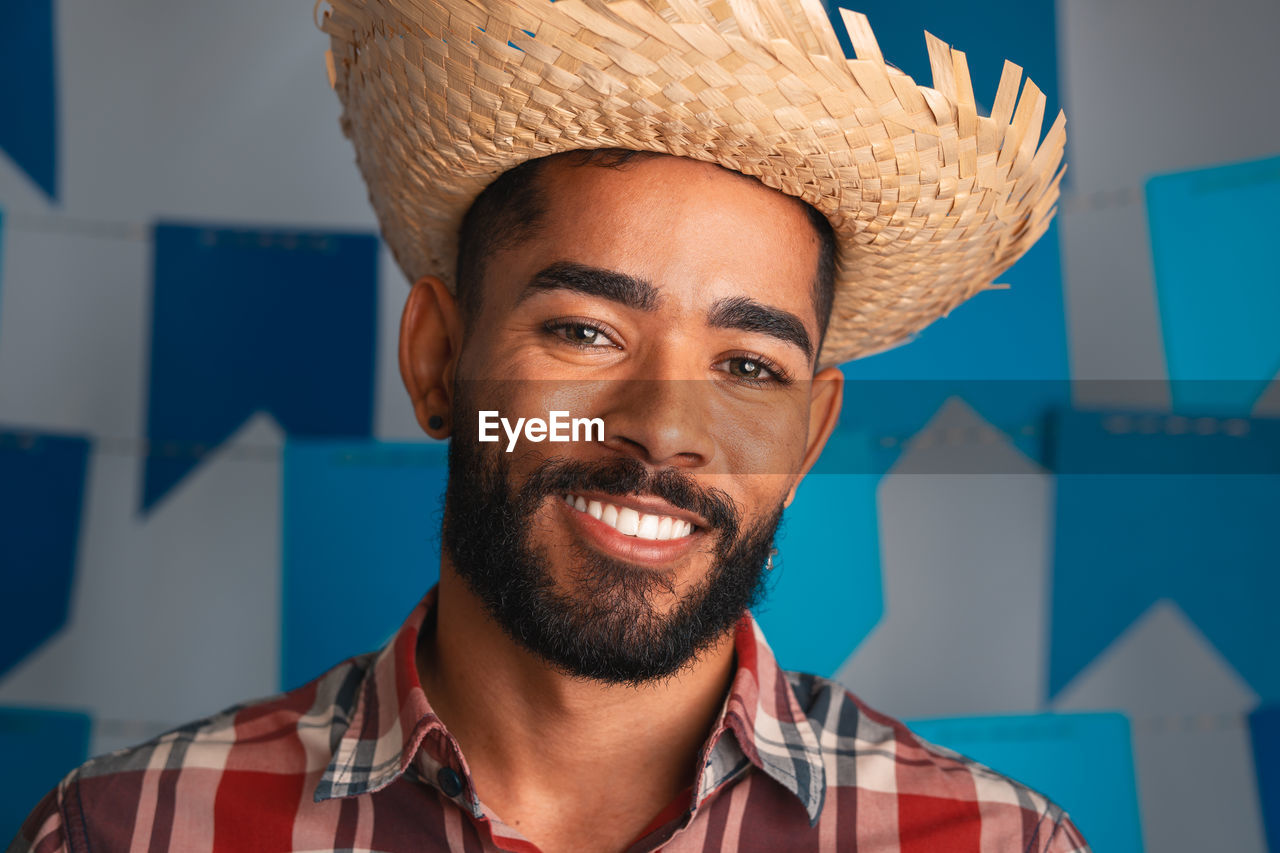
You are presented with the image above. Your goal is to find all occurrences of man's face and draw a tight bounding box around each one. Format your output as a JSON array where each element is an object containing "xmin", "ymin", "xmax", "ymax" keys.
[{"xmin": 440, "ymin": 154, "xmax": 833, "ymax": 684}]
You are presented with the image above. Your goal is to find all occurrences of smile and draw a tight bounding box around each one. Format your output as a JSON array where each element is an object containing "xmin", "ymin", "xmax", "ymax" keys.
[{"xmin": 562, "ymin": 494, "xmax": 695, "ymax": 540}]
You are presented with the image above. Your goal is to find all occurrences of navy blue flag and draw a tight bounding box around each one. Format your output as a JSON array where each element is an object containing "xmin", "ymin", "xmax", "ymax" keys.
[
  {"xmin": 1250, "ymin": 705, "xmax": 1280, "ymax": 853},
  {"xmin": 142, "ymin": 224, "xmax": 378, "ymax": 512},
  {"xmin": 1047, "ymin": 409, "xmax": 1280, "ymax": 703},
  {"xmin": 0, "ymin": 0, "xmax": 58, "ymax": 199},
  {"xmin": 0, "ymin": 430, "xmax": 90, "ymax": 679}
]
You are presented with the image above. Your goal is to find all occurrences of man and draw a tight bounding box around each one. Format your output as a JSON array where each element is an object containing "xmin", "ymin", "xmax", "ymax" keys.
[{"xmin": 11, "ymin": 0, "xmax": 1085, "ymax": 851}]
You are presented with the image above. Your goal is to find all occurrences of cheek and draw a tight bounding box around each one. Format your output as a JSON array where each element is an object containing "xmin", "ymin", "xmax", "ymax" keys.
[
  {"xmin": 708, "ymin": 395, "xmax": 811, "ymax": 477},
  {"xmin": 461, "ymin": 337, "xmax": 549, "ymax": 383},
  {"xmin": 701, "ymin": 398, "xmax": 810, "ymax": 523},
  {"xmin": 732, "ymin": 473, "xmax": 797, "ymax": 518}
]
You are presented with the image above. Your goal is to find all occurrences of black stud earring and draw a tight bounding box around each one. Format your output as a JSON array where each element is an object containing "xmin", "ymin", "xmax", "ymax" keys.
[{"xmin": 428, "ymin": 415, "xmax": 444, "ymax": 430}]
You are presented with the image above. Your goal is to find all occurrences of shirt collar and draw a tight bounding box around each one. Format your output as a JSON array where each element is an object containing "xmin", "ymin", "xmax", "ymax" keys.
[
  {"xmin": 316, "ymin": 588, "xmax": 827, "ymax": 824},
  {"xmin": 315, "ymin": 589, "xmax": 476, "ymax": 809},
  {"xmin": 695, "ymin": 615, "xmax": 827, "ymax": 825}
]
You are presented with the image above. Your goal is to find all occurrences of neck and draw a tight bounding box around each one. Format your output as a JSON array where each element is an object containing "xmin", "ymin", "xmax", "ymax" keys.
[{"xmin": 418, "ymin": 564, "xmax": 738, "ymax": 843}]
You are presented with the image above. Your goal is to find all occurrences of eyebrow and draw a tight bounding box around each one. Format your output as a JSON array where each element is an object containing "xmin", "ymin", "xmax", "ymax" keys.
[
  {"xmin": 707, "ymin": 296, "xmax": 814, "ymax": 362},
  {"xmin": 519, "ymin": 261, "xmax": 813, "ymax": 362},
  {"xmin": 518, "ymin": 261, "xmax": 660, "ymax": 311}
]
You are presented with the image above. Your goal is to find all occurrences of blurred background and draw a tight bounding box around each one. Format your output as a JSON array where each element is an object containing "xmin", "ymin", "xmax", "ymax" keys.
[{"xmin": 1, "ymin": 0, "xmax": 1278, "ymax": 849}]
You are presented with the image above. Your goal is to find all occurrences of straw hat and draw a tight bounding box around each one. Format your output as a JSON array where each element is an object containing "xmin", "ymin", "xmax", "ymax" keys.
[{"xmin": 319, "ymin": 0, "xmax": 1065, "ymax": 368}]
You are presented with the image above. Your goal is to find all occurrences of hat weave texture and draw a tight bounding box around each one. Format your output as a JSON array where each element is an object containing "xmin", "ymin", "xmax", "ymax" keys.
[{"xmin": 321, "ymin": 0, "xmax": 1066, "ymax": 367}]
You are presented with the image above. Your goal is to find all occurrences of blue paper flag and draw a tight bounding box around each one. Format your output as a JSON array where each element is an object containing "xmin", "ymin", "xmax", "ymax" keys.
[
  {"xmin": 0, "ymin": 0, "xmax": 58, "ymax": 199},
  {"xmin": 1147, "ymin": 155, "xmax": 1280, "ymax": 414},
  {"xmin": 0, "ymin": 706, "xmax": 90, "ymax": 845},
  {"xmin": 143, "ymin": 225, "xmax": 378, "ymax": 512},
  {"xmin": 0, "ymin": 431, "xmax": 90, "ymax": 679},
  {"xmin": 827, "ymin": 0, "xmax": 1068, "ymax": 473},
  {"xmin": 760, "ymin": 470, "xmax": 882, "ymax": 676},
  {"xmin": 908, "ymin": 712, "xmax": 1144, "ymax": 852},
  {"xmin": 839, "ymin": 221, "xmax": 1069, "ymax": 473},
  {"xmin": 1249, "ymin": 704, "xmax": 1280, "ymax": 853},
  {"xmin": 1048, "ymin": 409, "xmax": 1280, "ymax": 702},
  {"xmin": 281, "ymin": 440, "xmax": 448, "ymax": 690}
]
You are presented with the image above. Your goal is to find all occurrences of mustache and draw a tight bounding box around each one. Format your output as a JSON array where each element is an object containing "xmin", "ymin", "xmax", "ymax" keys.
[{"xmin": 518, "ymin": 455, "xmax": 741, "ymax": 534}]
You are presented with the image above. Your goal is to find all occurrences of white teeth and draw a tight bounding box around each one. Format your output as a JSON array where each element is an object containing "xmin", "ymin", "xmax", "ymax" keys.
[
  {"xmin": 565, "ymin": 494, "xmax": 696, "ymax": 540},
  {"xmin": 616, "ymin": 507, "xmax": 640, "ymax": 536},
  {"xmin": 637, "ymin": 513, "xmax": 660, "ymax": 539}
]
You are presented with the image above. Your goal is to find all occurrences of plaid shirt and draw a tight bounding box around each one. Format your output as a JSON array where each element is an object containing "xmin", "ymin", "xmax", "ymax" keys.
[{"xmin": 11, "ymin": 590, "xmax": 1090, "ymax": 852}]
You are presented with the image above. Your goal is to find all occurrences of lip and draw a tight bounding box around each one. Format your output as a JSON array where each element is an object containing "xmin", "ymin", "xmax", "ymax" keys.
[{"xmin": 557, "ymin": 494, "xmax": 708, "ymax": 567}]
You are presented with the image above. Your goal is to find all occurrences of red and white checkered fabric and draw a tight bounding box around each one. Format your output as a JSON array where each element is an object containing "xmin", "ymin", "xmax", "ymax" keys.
[{"xmin": 10, "ymin": 589, "xmax": 1090, "ymax": 852}]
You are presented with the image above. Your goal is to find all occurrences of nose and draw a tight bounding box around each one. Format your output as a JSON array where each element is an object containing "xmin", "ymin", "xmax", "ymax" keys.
[{"xmin": 596, "ymin": 376, "xmax": 717, "ymax": 469}]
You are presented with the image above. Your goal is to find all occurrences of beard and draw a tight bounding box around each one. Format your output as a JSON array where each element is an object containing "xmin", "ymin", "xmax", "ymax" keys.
[{"xmin": 441, "ymin": 397, "xmax": 783, "ymax": 685}]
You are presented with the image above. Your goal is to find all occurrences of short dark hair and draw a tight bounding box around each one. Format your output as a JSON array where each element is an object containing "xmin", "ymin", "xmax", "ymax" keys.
[{"xmin": 454, "ymin": 148, "xmax": 837, "ymax": 357}]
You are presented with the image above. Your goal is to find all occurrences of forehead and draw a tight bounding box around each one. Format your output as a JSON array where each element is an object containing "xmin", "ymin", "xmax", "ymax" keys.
[{"xmin": 522, "ymin": 155, "xmax": 821, "ymax": 320}]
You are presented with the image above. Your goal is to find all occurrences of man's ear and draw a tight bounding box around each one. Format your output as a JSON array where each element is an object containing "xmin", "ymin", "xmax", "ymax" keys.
[
  {"xmin": 399, "ymin": 276, "xmax": 463, "ymax": 439},
  {"xmin": 784, "ymin": 365, "xmax": 844, "ymax": 508}
]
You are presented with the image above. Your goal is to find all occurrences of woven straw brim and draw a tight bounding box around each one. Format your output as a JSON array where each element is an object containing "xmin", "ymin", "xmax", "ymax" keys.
[{"xmin": 320, "ymin": 0, "xmax": 1065, "ymax": 369}]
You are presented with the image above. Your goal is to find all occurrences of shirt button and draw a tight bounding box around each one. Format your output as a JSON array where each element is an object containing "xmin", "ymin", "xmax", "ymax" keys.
[{"xmin": 437, "ymin": 767, "xmax": 464, "ymax": 798}]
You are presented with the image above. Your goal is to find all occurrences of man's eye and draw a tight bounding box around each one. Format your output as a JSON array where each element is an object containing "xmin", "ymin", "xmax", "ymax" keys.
[
  {"xmin": 720, "ymin": 356, "xmax": 787, "ymax": 384},
  {"xmin": 546, "ymin": 321, "xmax": 617, "ymax": 348}
]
